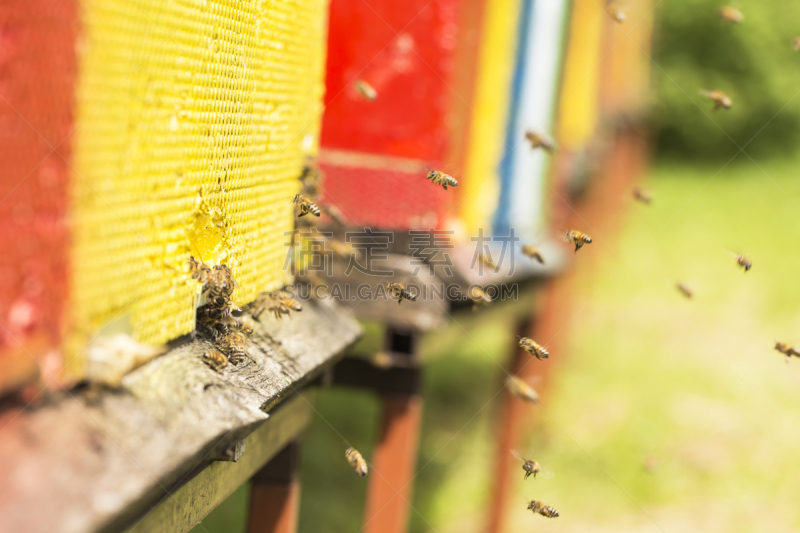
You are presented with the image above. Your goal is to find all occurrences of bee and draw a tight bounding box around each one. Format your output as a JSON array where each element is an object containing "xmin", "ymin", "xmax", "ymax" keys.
[
  {"xmin": 511, "ymin": 450, "xmax": 541, "ymax": 480},
  {"xmin": 251, "ymin": 290, "xmax": 302, "ymax": 320},
  {"xmin": 426, "ymin": 169, "xmax": 459, "ymax": 190},
  {"xmin": 370, "ymin": 351, "xmax": 394, "ymax": 369},
  {"xmin": 218, "ymin": 331, "xmax": 254, "ymax": 364},
  {"xmin": 387, "ymin": 282, "xmax": 417, "ymax": 305},
  {"xmin": 517, "ymin": 336, "xmax": 549, "ymax": 360},
  {"xmin": 506, "ymin": 376, "xmax": 540, "ymax": 403},
  {"xmin": 793, "ymin": 37, "xmax": 800, "ymax": 51},
  {"xmin": 345, "ymin": 447, "xmax": 368, "ymax": 477},
  {"xmin": 524, "ymin": 131, "xmax": 556, "ymax": 153},
  {"xmin": 527, "ymin": 500, "xmax": 559, "ymax": 518},
  {"xmin": 299, "ymin": 163, "xmax": 324, "ymax": 197},
  {"xmin": 197, "ymin": 304, "xmax": 232, "ymax": 322},
  {"xmin": 189, "ymin": 258, "xmax": 238, "ymax": 302},
  {"xmin": 719, "ymin": 6, "xmax": 743, "ymax": 23},
  {"xmin": 188, "ymin": 256, "xmax": 211, "ymax": 284},
  {"xmin": 700, "ymin": 90, "xmax": 732, "ymax": 111},
  {"xmin": 322, "ymin": 204, "xmax": 347, "ymax": 226},
  {"xmin": 606, "ymin": 1, "xmax": 626, "ymax": 23},
  {"xmin": 209, "ymin": 265, "xmax": 237, "ymax": 299},
  {"xmin": 293, "ymin": 194, "xmax": 321, "ymax": 217},
  {"xmin": 354, "ymin": 80, "xmax": 378, "ymax": 101},
  {"xmin": 724, "ymin": 250, "xmax": 751, "ymax": 272},
  {"xmin": 329, "ymin": 239, "xmax": 362, "ymax": 260},
  {"xmin": 239, "ymin": 320, "xmax": 254, "ymax": 336},
  {"xmin": 676, "ymin": 283, "xmax": 693, "ymax": 299},
  {"xmin": 273, "ymin": 290, "xmax": 303, "ymax": 311},
  {"xmin": 564, "ymin": 230, "xmax": 593, "ymax": 252},
  {"xmin": 632, "ymin": 187, "xmax": 653, "ymax": 204},
  {"xmin": 521, "ymin": 245, "xmax": 545, "ymax": 264},
  {"xmin": 774, "ymin": 342, "xmax": 800, "ymax": 362},
  {"xmin": 202, "ymin": 348, "xmax": 228, "ymax": 373},
  {"xmin": 467, "ymin": 286, "xmax": 492, "ymax": 311},
  {"xmin": 476, "ymin": 251, "xmax": 497, "ymax": 270}
]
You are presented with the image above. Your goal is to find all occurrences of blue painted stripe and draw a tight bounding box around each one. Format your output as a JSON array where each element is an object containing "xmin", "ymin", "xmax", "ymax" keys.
[{"xmin": 493, "ymin": 0, "xmax": 535, "ymax": 237}]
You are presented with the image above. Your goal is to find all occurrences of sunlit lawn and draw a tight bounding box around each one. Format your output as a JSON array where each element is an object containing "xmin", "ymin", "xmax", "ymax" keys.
[{"xmin": 196, "ymin": 156, "xmax": 800, "ymax": 533}]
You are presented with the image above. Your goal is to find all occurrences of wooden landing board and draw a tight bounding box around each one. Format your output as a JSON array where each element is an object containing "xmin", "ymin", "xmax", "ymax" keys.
[{"xmin": 0, "ymin": 300, "xmax": 362, "ymax": 533}]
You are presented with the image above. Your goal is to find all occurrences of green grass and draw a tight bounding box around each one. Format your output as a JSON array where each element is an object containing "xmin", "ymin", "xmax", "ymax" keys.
[{"xmin": 195, "ymin": 156, "xmax": 800, "ymax": 533}]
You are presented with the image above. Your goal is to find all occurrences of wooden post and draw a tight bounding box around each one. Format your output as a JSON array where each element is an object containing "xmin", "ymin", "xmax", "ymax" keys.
[
  {"xmin": 362, "ymin": 394, "xmax": 424, "ymax": 533},
  {"xmin": 247, "ymin": 441, "xmax": 301, "ymax": 533}
]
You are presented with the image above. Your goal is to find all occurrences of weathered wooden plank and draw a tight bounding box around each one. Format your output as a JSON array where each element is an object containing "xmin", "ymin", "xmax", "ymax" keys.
[
  {"xmin": 0, "ymin": 300, "xmax": 361, "ymax": 533},
  {"xmin": 319, "ymin": 254, "xmax": 449, "ymax": 331},
  {"xmin": 124, "ymin": 395, "xmax": 310, "ymax": 533}
]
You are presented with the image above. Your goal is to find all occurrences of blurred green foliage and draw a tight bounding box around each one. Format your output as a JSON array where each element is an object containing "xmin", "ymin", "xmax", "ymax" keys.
[{"xmin": 653, "ymin": 0, "xmax": 800, "ymax": 160}]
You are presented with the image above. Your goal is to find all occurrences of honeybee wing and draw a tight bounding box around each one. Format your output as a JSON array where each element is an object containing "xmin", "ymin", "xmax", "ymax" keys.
[
  {"xmin": 722, "ymin": 248, "xmax": 756, "ymax": 271},
  {"xmin": 510, "ymin": 449, "xmax": 526, "ymax": 462},
  {"xmin": 540, "ymin": 470, "xmax": 555, "ymax": 480}
]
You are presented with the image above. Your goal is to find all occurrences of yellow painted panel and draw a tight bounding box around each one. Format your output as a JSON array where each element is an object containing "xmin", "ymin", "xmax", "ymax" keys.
[
  {"xmin": 606, "ymin": 0, "xmax": 654, "ymax": 113},
  {"xmin": 458, "ymin": 0, "xmax": 522, "ymax": 236},
  {"xmin": 556, "ymin": 0, "xmax": 604, "ymax": 150},
  {"xmin": 69, "ymin": 0, "xmax": 328, "ymax": 375}
]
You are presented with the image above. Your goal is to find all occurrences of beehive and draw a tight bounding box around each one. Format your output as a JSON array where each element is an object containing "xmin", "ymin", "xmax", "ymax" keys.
[
  {"xmin": 0, "ymin": 0, "xmax": 329, "ymax": 390},
  {"xmin": 458, "ymin": 0, "xmax": 523, "ymax": 237},
  {"xmin": 318, "ymin": 0, "xmax": 481, "ymax": 232},
  {"xmin": 556, "ymin": 0, "xmax": 605, "ymax": 151},
  {"xmin": 493, "ymin": 0, "xmax": 570, "ymax": 241}
]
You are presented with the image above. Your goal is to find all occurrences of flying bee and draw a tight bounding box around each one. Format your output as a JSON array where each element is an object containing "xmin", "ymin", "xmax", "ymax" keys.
[
  {"xmin": 700, "ymin": 89, "xmax": 732, "ymax": 111},
  {"xmin": 564, "ymin": 230, "xmax": 593, "ymax": 252},
  {"xmin": 774, "ymin": 342, "xmax": 800, "ymax": 362},
  {"xmin": 517, "ymin": 336, "xmax": 549, "ymax": 360},
  {"xmin": 426, "ymin": 169, "xmax": 459, "ymax": 190},
  {"xmin": 322, "ymin": 204, "xmax": 347, "ymax": 226},
  {"xmin": 299, "ymin": 163, "xmax": 324, "ymax": 197},
  {"xmin": 387, "ymin": 282, "xmax": 417, "ymax": 305},
  {"xmin": 345, "ymin": 447, "xmax": 368, "ymax": 477},
  {"xmin": 524, "ymin": 131, "xmax": 556, "ymax": 153},
  {"xmin": 202, "ymin": 348, "xmax": 228, "ymax": 373},
  {"xmin": 251, "ymin": 290, "xmax": 302, "ymax": 320},
  {"xmin": 467, "ymin": 286, "xmax": 492, "ymax": 311},
  {"xmin": 511, "ymin": 450, "xmax": 541, "ymax": 480},
  {"xmin": 676, "ymin": 283, "xmax": 693, "ymax": 299},
  {"xmin": 476, "ymin": 251, "xmax": 497, "ymax": 270},
  {"xmin": 354, "ymin": 80, "xmax": 378, "ymax": 101},
  {"xmin": 329, "ymin": 239, "xmax": 362, "ymax": 260},
  {"xmin": 632, "ymin": 187, "xmax": 653, "ymax": 204},
  {"xmin": 793, "ymin": 37, "xmax": 800, "ymax": 51},
  {"xmin": 527, "ymin": 500, "xmax": 559, "ymax": 518},
  {"xmin": 282, "ymin": 298, "xmax": 303, "ymax": 313},
  {"xmin": 521, "ymin": 245, "xmax": 545, "ymax": 264},
  {"xmin": 506, "ymin": 376, "xmax": 540, "ymax": 403},
  {"xmin": 606, "ymin": 1, "xmax": 626, "ymax": 22},
  {"xmin": 723, "ymin": 250, "xmax": 751, "ymax": 272},
  {"xmin": 719, "ymin": 5, "xmax": 743, "ymax": 23},
  {"xmin": 293, "ymin": 194, "xmax": 321, "ymax": 217}
]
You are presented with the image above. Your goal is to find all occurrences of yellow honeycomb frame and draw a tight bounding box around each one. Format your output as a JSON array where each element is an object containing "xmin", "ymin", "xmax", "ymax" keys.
[{"xmin": 68, "ymin": 0, "xmax": 328, "ymax": 378}]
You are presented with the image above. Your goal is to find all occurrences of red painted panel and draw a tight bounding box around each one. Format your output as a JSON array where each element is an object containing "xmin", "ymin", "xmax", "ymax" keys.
[
  {"xmin": 320, "ymin": 162, "xmax": 448, "ymax": 230},
  {"xmin": 0, "ymin": 0, "xmax": 78, "ymax": 393},
  {"xmin": 321, "ymin": 0, "xmax": 460, "ymax": 162}
]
